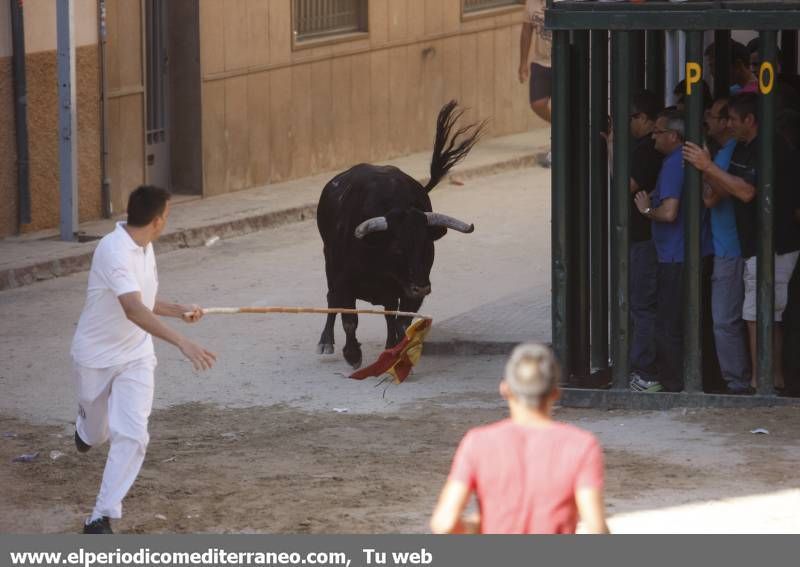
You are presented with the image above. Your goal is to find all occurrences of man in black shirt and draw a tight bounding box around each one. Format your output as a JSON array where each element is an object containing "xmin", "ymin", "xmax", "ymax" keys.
[
  {"xmin": 684, "ymin": 93, "xmax": 800, "ymax": 390},
  {"xmin": 605, "ymin": 90, "xmax": 665, "ymax": 391}
]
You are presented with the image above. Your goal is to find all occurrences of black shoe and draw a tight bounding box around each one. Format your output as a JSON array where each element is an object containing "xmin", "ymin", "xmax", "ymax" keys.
[
  {"xmin": 83, "ymin": 516, "xmax": 112, "ymax": 534},
  {"xmin": 74, "ymin": 431, "xmax": 91, "ymax": 453},
  {"xmin": 725, "ymin": 385, "xmax": 756, "ymax": 396}
]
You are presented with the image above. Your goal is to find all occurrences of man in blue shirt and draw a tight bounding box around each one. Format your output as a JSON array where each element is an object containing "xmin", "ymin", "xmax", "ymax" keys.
[
  {"xmin": 702, "ymin": 98, "xmax": 752, "ymax": 394},
  {"xmin": 634, "ymin": 110, "xmax": 714, "ymax": 392}
]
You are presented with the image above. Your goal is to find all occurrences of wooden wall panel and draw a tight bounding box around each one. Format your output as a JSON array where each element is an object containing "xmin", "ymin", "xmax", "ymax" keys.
[
  {"xmin": 225, "ymin": 76, "xmax": 250, "ymax": 190},
  {"xmin": 268, "ymin": 0, "xmax": 291, "ymax": 66},
  {"xmin": 331, "ymin": 56, "xmax": 354, "ymax": 169},
  {"xmin": 476, "ymin": 30, "xmax": 495, "ymax": 137},
  {"xmin": 388, "ymin": 0, "xmax": 408, "ymax": 42},
  {"xmin": 291, "ymin": 64, "xmax": 312, "ymax": 179},
  {"xmin": 247, "ymin": 72, "xmax": 271, "ymax": 186},
  {"xmin": 494, "ymin": 27, "xmax": 513, "ymax": 134},
  {"xmin": 441, "ymin": 36, "xmax": 461, "ymax": 109},
  {"xmin": 423, "ymin": 41, "xmax": 444, "ymax": 146},
  {"xmin": 370, "ymin": 0, "xmax": 389, "ymax": 47},
  {"xmin": 224, "ymin": 0, "xmax": 249, "ymax": 71},
  {"xmin": 350, "ymin": 53, "xmax": 371, "ymax": 164},
  {"xmin": 202, "ymin": 81, "xmax": 227, "ymax": 196},
  {"xmin": 311, "ymin": 60, "xmax": 334, "ymax": 172},
  {"xmin": 407, "ymin": 0, "xmax": 425, "ymax": 41},
  {"xmin": 443, "ymin": 0, "xmax": 461, "ymax": 33},
  {"xmin": 246, "ymin": 0, "xmax": 269, "ymax": 68},
  {"xmin": 388, "ymin": 46, "xmax": 409, "ymax": 158},
  {"xmin": 460, "ymin": 32, "xmax": 479, "ymax": 127},
  {"xmin": 269, "ymin": 67, "xmax": 293, "ymax": 182},
  {"xmin": 106, "ymin": 0, "xmax": 121, "ymax": 91},
  {"xmin": 406, "ymin": 45, "xmax": 427, "ymax": 151},
  {"xmin": 509, "ymin": 23, "xmax": 529, "ymax": 129},
  {"xmin": 200, "ymin": 0, "xmax": 225, "ymax": 75},
  {"xmin": 424, "ymin": 0, "xmax": 444, "ymax": 36},
  {"xmin": 369, "ymin": 49, "xmax": 390, "ymax": 161},
  {"xmin": 117, "ymin": 0, "xmax": 142, "ymax": 88}
]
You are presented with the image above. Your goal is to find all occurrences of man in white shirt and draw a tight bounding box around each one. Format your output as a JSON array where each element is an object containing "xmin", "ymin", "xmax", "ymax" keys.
[{"xmin": 71, "ymin": 185, "xmax": 216, "ymax": 534}]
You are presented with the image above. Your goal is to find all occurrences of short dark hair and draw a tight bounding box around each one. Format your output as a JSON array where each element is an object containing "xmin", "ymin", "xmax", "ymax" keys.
[
  {"xmin": 632, "ymin": 89, "xmax": 663, "ymax": 121},
  {"xmin": 746, "ymin": 37, "xmax": 784, "ymax": 60},
  {"xmin": 674, "ymin": 78, "xmax": 713, "ymax": 110},
  {"xmin": 728, "ymin": 92, "xmax": 759, "ymax": 124},
  {"xmin": 731, "ymin": 40, "xmax": 751, "ymax": 67},
  {"xmin": 127, "ymin": 185, "xmax": 171, "ymax": 227},
  {"xmin": 712, "ymin": 96, "xmax": 729, "ymax": 119}
]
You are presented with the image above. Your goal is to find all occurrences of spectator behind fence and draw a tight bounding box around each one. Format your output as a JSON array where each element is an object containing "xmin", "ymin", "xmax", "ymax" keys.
[
  {"xmin": 746, "ymin": 39, "xmax": 800, "ymax": 113},
  {"xmin": 702, "ymin": 97, "xmax": 753, "ymax": 394},
  {"xmin": 673, "ymin": 78, "xmax": 713, "ymax": 112},
  {"xmin": 603, "ymin": 90, "xmax": 665, "ymax": 393},
  {"xmin": 430, "ymin": 343, "xmax": 609, "ymax": 534},
  {"xmin": 684, "ymin": 92, "xmax": 800, "ymax": 391},
  {"xmin": 633, "ymin": 110, "xmax": 716, "ymax": 392},
  {"xmin": 705, "ymin": 40, "xmax": 758, "ymax": 94}
]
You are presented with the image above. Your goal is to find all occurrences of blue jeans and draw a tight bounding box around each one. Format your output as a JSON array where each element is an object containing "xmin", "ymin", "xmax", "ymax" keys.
[
  {"xmin": 656, "ymin": 262, "xmax": 684, "ymax": 392},
  {"xmin": 712, "ymin": 256, "xmax": 751, "ymax": 390},
  {"xmin": 630, "ymin": 240, "xmax": 658, "ymax": 379}
]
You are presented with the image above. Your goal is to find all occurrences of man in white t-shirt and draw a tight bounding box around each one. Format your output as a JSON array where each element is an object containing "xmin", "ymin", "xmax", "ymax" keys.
[
  {"xmin": 71, "ymin": 185, "xmax": 216, "ymax": 534},
  {"xmin": 519, "ymin": 0, "xmax": 552, "ymax": 167}
]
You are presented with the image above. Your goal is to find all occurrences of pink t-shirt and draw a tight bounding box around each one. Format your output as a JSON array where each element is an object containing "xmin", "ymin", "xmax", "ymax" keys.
[{"xmin": 448, "ymin": 419, "xmax": 604, "ymax": 534}]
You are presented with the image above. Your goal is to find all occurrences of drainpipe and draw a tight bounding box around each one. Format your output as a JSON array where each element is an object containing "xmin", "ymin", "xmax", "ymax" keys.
[
  {"xmin": 10, "ymin": 0, "xmax": 31, "ymax": 228},
  {"xmin": 98, "ymin": 0, "xmax": 111, "ymax": 217}
]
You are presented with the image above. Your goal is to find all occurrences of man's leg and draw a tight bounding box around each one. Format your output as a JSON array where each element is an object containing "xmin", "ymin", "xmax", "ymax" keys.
[
  {"xmin": 774, "ymin": 251, "xmax": 800, "ymax": 388},
  {"xmin": 742, "ymin": 257, "xmax": 758, "ymax": 386},
  {"xmin": 529, "ymin": 62, "xmax": 552, "ymax": 167},
  {"xmin": 711, "ymin": 257, "xmax": 751, "ymax": 391},
  {"xmin": 73, "ymin": 361, "xmax": 112, "ymax": 449},
  {"xmin": 92, "ymin": 356, "xmax": 156, "ymax": 521},
  {"xmin": 629, "ymin": 240, "xmax": 658, "ymax": 380}
]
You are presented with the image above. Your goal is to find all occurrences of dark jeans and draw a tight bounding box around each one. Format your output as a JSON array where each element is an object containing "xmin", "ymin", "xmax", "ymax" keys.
[
  {"xmin": 629, "ymin": 240, "xmax": 658, "ymax": 379},
  {"xmin": 656, "ymin": 258, "xmax": 722, "ymax": 392}
]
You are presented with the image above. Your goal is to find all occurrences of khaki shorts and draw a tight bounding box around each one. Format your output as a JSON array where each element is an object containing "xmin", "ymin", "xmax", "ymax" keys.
[{"xmin": 742, "ymin": 251, "xmax": 800, "ymax": 321}]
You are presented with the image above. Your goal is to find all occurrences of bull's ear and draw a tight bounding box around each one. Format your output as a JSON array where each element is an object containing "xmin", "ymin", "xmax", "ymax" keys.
[{"xmin": 428, "ymin": 227, "xmax": 447, "ymax": 241}]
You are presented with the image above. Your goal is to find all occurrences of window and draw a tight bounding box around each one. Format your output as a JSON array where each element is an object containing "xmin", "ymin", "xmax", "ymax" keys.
[
  {"xmin": 293, "ymin": 0, "xmax": 368, "ymax": 42},
  {"xmin": 463, "ymin": 0, "xmax": 525, "ymax": 14}
]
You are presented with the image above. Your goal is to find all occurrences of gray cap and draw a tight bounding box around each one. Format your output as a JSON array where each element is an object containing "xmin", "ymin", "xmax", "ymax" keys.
[{"xmin": 504, "ymin": 343, "xmax": 560, "ymax": 402}]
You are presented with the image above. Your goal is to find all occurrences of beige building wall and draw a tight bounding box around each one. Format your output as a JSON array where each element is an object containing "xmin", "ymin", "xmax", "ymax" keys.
[
  {"xmin": 198, "ymin": 0, "xmax": 542, "ymax": 197},
  {"xmin": 0, "ymin": 0, "xmax": 101, "ymax": 237}
]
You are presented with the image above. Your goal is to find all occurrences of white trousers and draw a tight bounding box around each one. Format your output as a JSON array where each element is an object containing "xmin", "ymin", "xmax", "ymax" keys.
[{"xmin": 73, "ymin": 355, "xmax": 156, "ymax": 519}]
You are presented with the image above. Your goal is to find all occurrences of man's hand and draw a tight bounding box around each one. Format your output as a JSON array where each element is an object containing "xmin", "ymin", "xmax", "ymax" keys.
[
  {"xmin": 518, "ymin": 63, "xmax": 529, "ymax": 84},
  {"xmin": 600, "ymin": 125, "xmax": 614, "ymax": 146},
  {"xmin": 181, "ymin": 304, "xmax": 204, "ymax": 323},
  {"xmin": 634, "ymin": 191, "xmax": 652, "ymax": 215},
  {"xmin": 179, "ymin": 339, "xmax": 217, "ymax": 372},
  {"xmin": 683, "ymin": 141, "xmax": 712, "ymax": 172}
]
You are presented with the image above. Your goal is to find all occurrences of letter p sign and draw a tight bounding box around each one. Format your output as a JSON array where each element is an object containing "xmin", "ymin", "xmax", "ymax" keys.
[{"xmin": 685, "ymin": 62, "xmax": 702, "ymax": 95}]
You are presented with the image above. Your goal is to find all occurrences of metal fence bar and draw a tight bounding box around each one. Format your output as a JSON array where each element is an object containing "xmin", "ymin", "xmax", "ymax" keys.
[
  {"xmin": 552, "ymin": 29, "xmax": 572, "ymax": 372},
  {"xmin": 646, "ymin": 30, "xmax": 665, "ymax": 106},
  {"xmin": 757, "ymin": 30, "xmax": 777, "ymax": 396},
  {"xmin": 610, "ymin": 31, "xmax": 631, "ymax": 389},
  {"xmin": 713, "ymin": 30, "xmax": 731, "ymax": 100},
  {"xmin": 57, "ymin": 0, "xmax": 78, "ymax": 241},
  {"xmin": 590, "ymin": 29, "xmax": 609, "ymax": 372},
  {"xmin": 683, "ymin": 30, "xmax": 704, "ymax": 393}
]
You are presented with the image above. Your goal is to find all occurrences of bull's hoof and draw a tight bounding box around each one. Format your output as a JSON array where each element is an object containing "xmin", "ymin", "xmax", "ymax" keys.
[
  {"xmin": 343, "ymin": 347, "xmax": 362, "ymax": 369},
  {"xmin": 316, "ymin": 342, "xmax": 334, "ymax": 355}
]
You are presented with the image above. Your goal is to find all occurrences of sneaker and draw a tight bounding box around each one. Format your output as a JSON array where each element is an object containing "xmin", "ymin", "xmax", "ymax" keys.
[
  {"xmin": 629, "ymin": 373, "xmax": 663, "ymax": 393},
  {"xmin": 83, "ymin": 516, "xmax": 112, "ymax": 534},
  {"xmin": 74, "ymin": 431, "xmax": 91, "ymax": 453},
  {"xmin": 725, "ymin": 384, "xmax": 756, "ymax": 396}
]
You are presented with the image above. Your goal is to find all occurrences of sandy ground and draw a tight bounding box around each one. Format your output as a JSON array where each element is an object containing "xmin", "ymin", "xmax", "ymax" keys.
[{"xmin": 2, "ymin": 167, "xmax": 800, "ymax": 533}]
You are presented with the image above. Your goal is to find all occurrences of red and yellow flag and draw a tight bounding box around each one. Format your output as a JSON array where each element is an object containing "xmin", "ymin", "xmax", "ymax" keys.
[{"xmin": 349, "ymin": 318, "xmax": 433, "ymax": 383}]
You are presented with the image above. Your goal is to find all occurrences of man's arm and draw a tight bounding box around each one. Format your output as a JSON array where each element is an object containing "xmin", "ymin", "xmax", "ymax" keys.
[
  {"xmin": 684, "ymin": 142, "xmax": 756, "ymax": 203},
  {"xmin": 154, "ymin": 300, "xmax": 203, "ymax": 323},
  {"xmin": 575, "ymin": 488, "xmax": 610, "ymax": 534},
  {"xmin": 519, "ymin": 23, "xmax": 533, "ymax": 84},
  {"xmin": 119, "ymin": 292, "xmax": 216, "ymax": 371},
  {"xmin": 703, "ymin": 182, "xmax": 725, "ymax": 208},
  {"xmin": 634, "ymin": 191, "xmax": 680, "ymax": 223},
  {"xmin": 430, "ymin": 480, "xmax": 478, "ymax": 534}
]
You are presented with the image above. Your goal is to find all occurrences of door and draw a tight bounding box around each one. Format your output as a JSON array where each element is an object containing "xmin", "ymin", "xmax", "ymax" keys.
[{"xmin": 145, "ymin": 0, "xmax": 169, "ymax": 189}]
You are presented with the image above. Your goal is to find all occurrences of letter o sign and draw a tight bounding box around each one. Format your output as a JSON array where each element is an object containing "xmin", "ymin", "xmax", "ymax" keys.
[{"xmin": 760, "ymin": 61, "xmax": 775, "ymax": 95}]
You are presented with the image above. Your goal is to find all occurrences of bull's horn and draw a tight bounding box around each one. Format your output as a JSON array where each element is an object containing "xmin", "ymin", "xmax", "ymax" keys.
[
  {"xmin": 425, "ymin": 212, "xmax": 474, "ymax": 233},
  {"xmin": 354, "ymin": 217, "xmax": 389, "ymax": 239}
]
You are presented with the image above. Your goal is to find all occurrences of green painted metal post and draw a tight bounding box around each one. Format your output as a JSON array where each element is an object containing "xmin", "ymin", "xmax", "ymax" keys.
[
  {"xmin": 646, "ymin": 30, "xmax": 665, "ymax": 105},
  {"xmin": 781, "ymin": 30, "xmax": 798, "ymax": 74},
  {"xmin": 757, "ymin": 30, "xmax": 777, "ymax": 396},
  {"xmin": 572, "ymin": 30, "xmax": 591, "ymax": 381},
  {"xmin": 683, "ymin": 31, "xmax": 704, "ymax": 393},
  {"xmin": 713, "ymin": 30, "xmax": 731, "ymax": 100},
  {"xmin": 611, "ymin": 31, "xmax": 631, "ymax": 390},
  {"xmin": 552, "ymin": 30, "xmax": 571, "ymax": 372},
  {"xmin": 590, "ymin": 29, "xmax": 609, "ymax": 372}
]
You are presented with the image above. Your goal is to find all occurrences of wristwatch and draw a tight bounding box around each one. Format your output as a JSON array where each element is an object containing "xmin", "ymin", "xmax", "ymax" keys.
[{"xmin": 643, "ymin": 207, "xmax": 652, "ymax": 216}]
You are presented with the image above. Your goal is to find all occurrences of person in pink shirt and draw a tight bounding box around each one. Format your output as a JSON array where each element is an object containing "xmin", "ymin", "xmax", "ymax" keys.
[{"xmin": 430, "ymin": 343, "xmax": 609, "ymax": 534}]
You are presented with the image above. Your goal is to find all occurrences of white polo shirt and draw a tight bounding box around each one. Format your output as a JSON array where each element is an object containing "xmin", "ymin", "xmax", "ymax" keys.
[{"xmin": 71, "ymin": 222, "xmax": 159, "ymax": 368}]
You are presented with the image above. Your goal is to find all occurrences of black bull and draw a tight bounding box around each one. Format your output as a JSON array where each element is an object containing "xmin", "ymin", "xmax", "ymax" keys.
[{"xmin": 316, "ymin": 100, "xmax": 484, "ymax": 368}]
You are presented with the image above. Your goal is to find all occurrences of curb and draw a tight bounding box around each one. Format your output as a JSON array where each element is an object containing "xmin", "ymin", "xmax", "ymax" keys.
[{"xmin": 0, "ymin": 152, "xmax": 541, "ymax": 292}]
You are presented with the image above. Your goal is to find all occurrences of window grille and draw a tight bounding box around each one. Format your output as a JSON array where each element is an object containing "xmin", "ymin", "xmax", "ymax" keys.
[
  {"xmin": 293, "ymin": 0, "xmax": 368, "ymax": 42},
  {"xmin": 463, "ymin": 0, "xmax": 525, "ymax": 14}
]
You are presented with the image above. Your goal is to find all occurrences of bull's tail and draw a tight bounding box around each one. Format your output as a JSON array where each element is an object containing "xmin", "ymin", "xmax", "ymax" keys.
[{"xmin": 424, "ymin": 100, "xmax": 485, "ymax": 193}]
